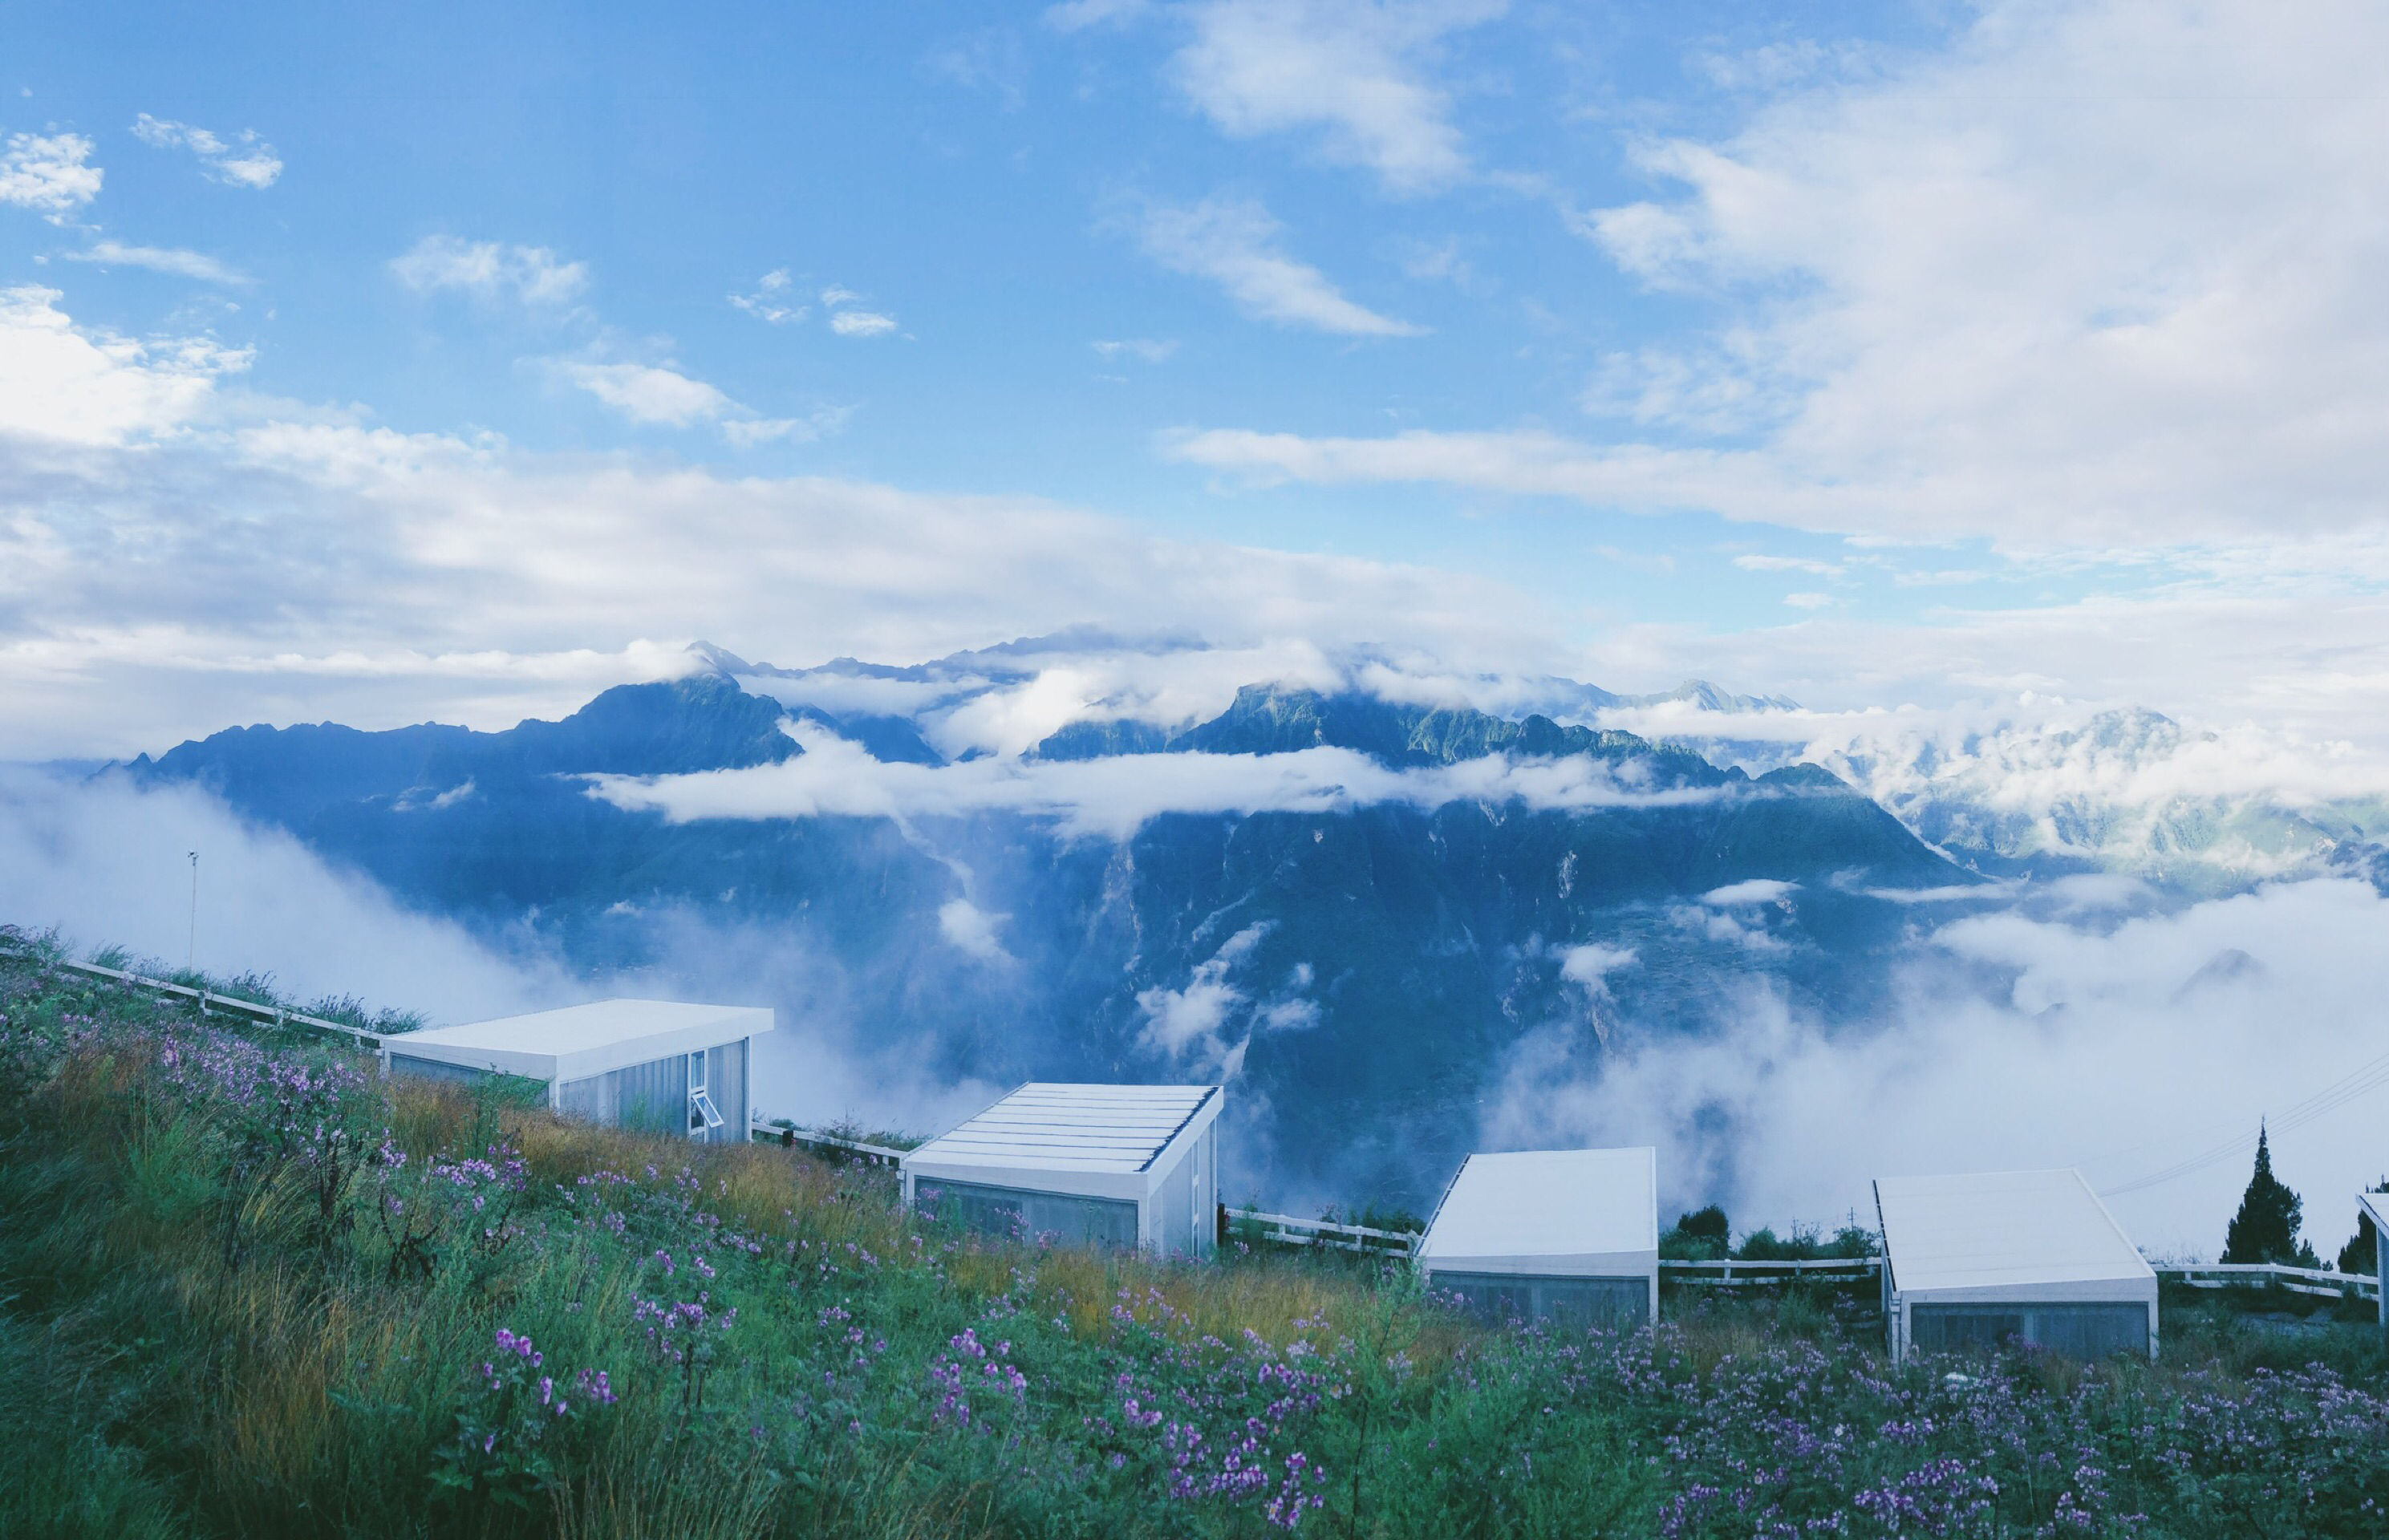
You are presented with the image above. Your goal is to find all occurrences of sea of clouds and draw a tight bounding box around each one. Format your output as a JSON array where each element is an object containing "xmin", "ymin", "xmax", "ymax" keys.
[{"xmin": 9, "ymin": 733, "xmax": 2389, "ymax": 1263}]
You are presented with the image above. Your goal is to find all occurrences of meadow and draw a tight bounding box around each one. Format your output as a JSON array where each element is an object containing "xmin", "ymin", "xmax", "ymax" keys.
[{"xmin": 3, "ymin": 928, "xmax": 2387, "ymax": 1539}]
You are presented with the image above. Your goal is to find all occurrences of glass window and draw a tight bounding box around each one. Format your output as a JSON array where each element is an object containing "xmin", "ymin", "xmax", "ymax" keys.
[
  {"xmin": 916, "ymin": 1178, "xmax": 1140, "ymax": 1250},
  {"xmin": 1426, "ymin": 1270, "xmax": 1650, "ymax": 1330},
  {"xmin": 1911, "ymin": 1302, "xmax": 2148, "ymax": 1358}
]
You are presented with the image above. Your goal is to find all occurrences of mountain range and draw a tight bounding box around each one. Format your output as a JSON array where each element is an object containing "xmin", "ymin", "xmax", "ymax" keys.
[{"xmin": 121, "ymin": 642, "xmax": 1964, "ymax": 1208}]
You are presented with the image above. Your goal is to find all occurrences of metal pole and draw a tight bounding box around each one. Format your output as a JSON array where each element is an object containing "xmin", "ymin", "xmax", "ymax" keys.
[{"xmin": 186, "ymin": 851, "xmax": 199, "ymax": 973}]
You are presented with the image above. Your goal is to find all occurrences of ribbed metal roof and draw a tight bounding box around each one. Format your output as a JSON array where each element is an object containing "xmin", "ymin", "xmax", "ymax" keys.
[{"xmin": 910, "ymin": 1083, "xmax": 1220, "ymax": 1173}]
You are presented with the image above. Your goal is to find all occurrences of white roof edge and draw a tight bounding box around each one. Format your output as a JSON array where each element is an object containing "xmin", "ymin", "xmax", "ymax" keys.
[
  {"xmin": 386, "ymin": 1000, "xmax": 771, "ymax": 1082},
  {"xmin": 1143, "ymin": 1084, "xmax": 1223, "ymax": 1175},
  {"xmin": 2357, "ymin": 1190, "xmax": 2389, "ymax": 1230},
  {"xmin": 904, "ymin": 1082, "xmax": 1224, "ymax": 1179},
  {"xmin": 1876, "ymin": 1166, "xmax": 2156, "ymax": 1291},
  {"xmin": 1416, "ymin": 1145, "xmax": 1658, "ymax": 1262},
  {"xmin": 2074, "ymin": 1169, "xmax": 2158, "ymax": 1279},
  {"xmin": 1419, "ymin": 1248, "xmax": 1658, "ymax": 1278}
]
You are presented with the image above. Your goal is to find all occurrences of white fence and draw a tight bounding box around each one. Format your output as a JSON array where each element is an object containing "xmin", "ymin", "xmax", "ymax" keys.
[
  {"xmin": 1232, "ymin": 1210, "xmax": 1419, "ymax": 1254},
  {"xmin": 47, "ymin": 956, "xmax": 384, "ymax": 1046},
  {"xmin": 2164, "ymin": 1262, "xmax": 2379, "ymax": 1301},
  {"xmin": 750, "ymin": 1120, "xmax": 908, "ymax": 1168}
]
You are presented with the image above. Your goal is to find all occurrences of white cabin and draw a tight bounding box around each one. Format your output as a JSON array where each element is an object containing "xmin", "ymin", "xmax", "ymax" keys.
[
  {"xmin": 383, "ymin": 999, "xmax": 773, "ymax": 1145},
  {"xmin": 1875, "ymin": 1168, "xmax": 2157, "ymax": 1361},
  {"xmin": 902, "ymin": 1083, "xmax": 1222, "ymax": 1256},
  {"xmin": 1416, "ymin": 1146, "xmax": 1659, "ymax": 1329}
]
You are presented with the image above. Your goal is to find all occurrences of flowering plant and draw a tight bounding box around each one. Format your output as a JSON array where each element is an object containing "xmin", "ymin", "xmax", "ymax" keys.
[{"xmin": 432, "ymin": 1328, "xmax": 615, "ymax": 1508}]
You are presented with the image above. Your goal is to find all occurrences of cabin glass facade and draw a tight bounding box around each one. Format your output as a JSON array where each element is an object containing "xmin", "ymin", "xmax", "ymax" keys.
[
  {"xmin": 1910, "ymin": 1302, "xmax": 2149, "ymax": 1358},
  {"xmin": 1427, "ymin": 1270, "xmax": 1650, "ymax": 1329},
  {"xmin": 917, "ymin": 1178, "xmax": 1141, "ymax": 1249},
  {"xmin": 901, "ymin": 1084, "xmax": 1223, "ymax": 1258}
]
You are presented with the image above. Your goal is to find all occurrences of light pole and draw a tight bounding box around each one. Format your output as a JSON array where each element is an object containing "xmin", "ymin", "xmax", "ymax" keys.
[{"xmin": 186, "ymin": 850, "xmax": 199, "ymax": 975}]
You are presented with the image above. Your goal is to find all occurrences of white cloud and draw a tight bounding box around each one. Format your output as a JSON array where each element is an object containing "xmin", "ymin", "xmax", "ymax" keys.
[
  {"xmin": 728, "ymin": 269, "xmax": 805, "ymax": 324},
  {"xmin": 1782, "ymin": 591, "xmax": 1831, "ymax": 610},
  {"xmin": 0, "ymin": 284, "xmax": 247, "ymax": 445},
  {"xmin": 0, "ymin": 132, "xmax": 100, "ymax": 220},
  {"xmin": 391, "ymin": 235, "xmax": 587, "ymax": 306},
  {"xmin": 1170, "ymin": 0, "xmax": 1502, "ymax": 194},
  {"xmin": 1044, "ymin": 0, "xmax": 1146, "ymax": 31},
  {"xmin": 936, "ymin": 898, "xmax": 1010, "ymax": 961},
  {"xmin": 1136, "ymin": 923, "xmax": 1267, "ymax": 1072},
  {"xmin": 1133, "ymin": 925, "xmax": 1319, "ymax": 1079},
  {"xmin": 554, "ymin": 361, "xmax": 734, "ymax": 428},
  {"xmin": 1733, "ymin": 553, "xmax": 1840, "ymax": 576},
  {"xmin": 1134, "ymin": 196, "xmax": 1421, "ymax": 336},
  {"xmin": 1093, "ymin": 338, "xmax": 1177, "ymax": 363},
  {"xmin": 819, "ymin": 285, "xmax": 898, "ymax": 337},
  {"xmin": 584, "ymin": 719, "xmax": 1722, "ymax": 841},
  {"xmin": 1584, "ymin": 561, "xmax": 2389, "ymax": 760},
  {"xmin": 1558, "ymin": 942, "xmax": 1636, "ymax": 1003},
  {"xmin": 720, "ymin": 412, "xmax": 841, "ymax": 447},
  {"xmin": 829, "ymin": 309, "xmax": 898, "ymax": 338},
  {"xmin": 0, "ymin": 288, "xmax": 1546, "ymax": 760},
  {"xmin": 1177, "ymin": 2, "xmax": 2389, "ymax": 546},
  {"xmin": 552, "ymin": 359, "xmax": 839, "ymax": 446},
  {"xmin": 62, "ymin": 239, "xmax": 247, "ymax": 286},
  {"xmin": 1701, "ymin": 878, "xmax": 1794, "ymax": 906},
  {"xmin": 0, "ymin": 768, "xmax": 563, "ymax": 1024},
  {"xmin": 131, "ymin": 114, "xmax": 282, "ymax": 188},
  {"xmin": 1484, "ymin": 877, "xmax": 2389, "ymax": 1256}
]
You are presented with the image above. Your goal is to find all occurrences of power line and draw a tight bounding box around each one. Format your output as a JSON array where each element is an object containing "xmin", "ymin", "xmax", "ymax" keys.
[{"xmin": 2099, "ymin": 1043, "xmax": 2389, "ymax": 1197}]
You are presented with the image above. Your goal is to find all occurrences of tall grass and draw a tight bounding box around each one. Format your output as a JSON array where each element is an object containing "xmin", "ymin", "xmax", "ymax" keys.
[{"xmin": 4, "ymin": 928, "xmax": 2388, "ymax": 1538}]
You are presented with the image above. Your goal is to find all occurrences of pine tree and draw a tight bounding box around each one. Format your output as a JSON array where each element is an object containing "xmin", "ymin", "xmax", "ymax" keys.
[
  {"xmin": 2338, "ymin": 1179, "xmax": 2387, "ymax": 1275},
  {"xmin": 2221, "ymin": 1123, "xmax": 2308, "ymax": 1265}
]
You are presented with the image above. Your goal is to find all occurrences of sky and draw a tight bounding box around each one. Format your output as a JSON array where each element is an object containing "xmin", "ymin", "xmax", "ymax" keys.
[{"xmin": 6, "ymin": 0, "xmax": 2389, "ymax": 760}]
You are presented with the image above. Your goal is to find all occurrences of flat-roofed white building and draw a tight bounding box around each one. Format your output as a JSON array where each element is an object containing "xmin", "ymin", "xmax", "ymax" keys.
[
  {"xmin": 1416, "ymin": 1146, "xmax": 1659, "ymax": 1329},
  {"xmin": 383, "ymin": 999, "xmax": 772, "ymax": 1145},
  {"xmin": 1874, "ymin": 1168, "xmax": 2156, "ymax": 1361},
  {"xmin": 902, "ymin": 1083, "xmax": 1222, "ymax": 1256},
  {"xmin": 2358, "ymin": 1191, "xmax": 2389, "ymax": 1330}
]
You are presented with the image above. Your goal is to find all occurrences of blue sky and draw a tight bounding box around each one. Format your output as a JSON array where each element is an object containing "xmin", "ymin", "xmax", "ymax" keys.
[{"xmin": 5, "ymin": 2, "xmax": 2389, "ymax": 755}]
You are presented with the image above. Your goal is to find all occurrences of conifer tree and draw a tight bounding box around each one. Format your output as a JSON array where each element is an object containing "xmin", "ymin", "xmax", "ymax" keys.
[
  {"xmin": 2222, "ymin": 1123, "xmax": 2313, "ymax": 1265},
  {"xmin": 2338, "ymin": 1180, "xmax": 2387, "ymax": 1275}
]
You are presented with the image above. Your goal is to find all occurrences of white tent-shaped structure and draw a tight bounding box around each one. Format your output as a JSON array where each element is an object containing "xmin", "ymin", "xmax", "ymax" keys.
[
  {"xmin": 1415, "ymin": 1147, "xmax": 1658, "ymax": 1329},
  {"xmin": 2359, "ymin": 1192, "xmax": 2389, "ymax": 1331},
  {"xmin": 1874, "ymin": 1168, "xmax": 2157, "ymax": 1362},
  {"xmin": 902, "ymin": 1084, "xmax": 1222, "ymax": 1256},
  {"xmin": 383, "ymin": 999, "xmax": 773, "ymax": 1145}
]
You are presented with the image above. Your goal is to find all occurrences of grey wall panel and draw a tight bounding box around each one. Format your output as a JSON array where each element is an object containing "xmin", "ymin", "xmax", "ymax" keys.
[
  {"xmin": 388, "ymin": 1054, "xmax": 490, "ymax": 1088},
  {"xmin": 704, "ymin": 1039, "xmax": 748, "ymax": 1145},
  {"xmin": 1195, "ymin": 1125, "xmax": 1218, "ymax": 1259},
  {"xmin": 554, "ymin": 1052, "xmax": 690, "ymax": 1136},
  {"xmin": 1158, "ymin": 1139, "xmax": 1198, "ymax": 1256}
]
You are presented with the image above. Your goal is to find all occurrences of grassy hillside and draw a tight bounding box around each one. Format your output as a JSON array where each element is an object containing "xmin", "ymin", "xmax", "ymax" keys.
[{"xmin": 3, "ymin": 930, "xmax": 2387, "ymax": 1538}]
